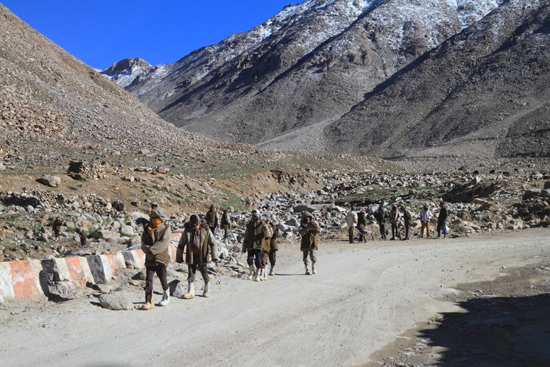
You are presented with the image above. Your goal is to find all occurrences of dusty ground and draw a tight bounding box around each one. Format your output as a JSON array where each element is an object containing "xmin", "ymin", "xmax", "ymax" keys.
[{"xmin": 0, "ymin": 229, "xmax": 549, "ymax": 367}]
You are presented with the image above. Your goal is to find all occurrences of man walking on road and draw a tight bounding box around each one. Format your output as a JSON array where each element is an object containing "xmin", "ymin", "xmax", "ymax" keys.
[
  {"xmin": 220, "ymin": 207, "xmax": 232, "ymax": 242},
  {"xmin": 374, "ymin": 204, "xmax": 389, "ymax": 240},
  {"xmin": 242, "ymin": 210, "xmax": 269, "ymax": 282},
  {"xmin": 140, "ymin": 206, "xmax": 171, "ymax": 310},
  {"xmin": 357, "ymin": 210, "xmax": 368, "ymax": 243},
  {"xmin": 177, "ymin": 214, "xmax": 218, "ymax": 299},
  {"xmin": 346, "ymin": 208, "xmax": 358, "ymax": 243},
  {"xmin": 205, "ymin": 205, "xmax": 219, "ymax": 236},
  {"xmin": 389, "ymin": 204, "xmax": 401, "ymax": 240},
  {"xmin": 437, "ymin": 202, "xmax": 448, "ymax": 239},
  {"xmin": 299, "ymin": 212, "xmax": 320, "ymax": 275},
  {"xmin": 400, "ymin": 205, "xmax": 413, "ymax": 240},
  {"xmin": 419, "ymin": 204, "xmax": 433, "ymax": 238}
]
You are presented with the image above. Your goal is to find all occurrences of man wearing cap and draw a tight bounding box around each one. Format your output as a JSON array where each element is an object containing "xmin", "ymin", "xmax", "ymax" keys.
[
  {"xmin": 140, "ymin": 206, "xmax": 171, "ymax": 310},
  {"xmin": 205, "ymin": 205, "xmax": 219, "ymax": 236},
  {"xmin": 242, "ymin": 210, "xmax": 269, "ymax": 282},
  {"xmin": 299, "ymin": 212, "xmax": 320, "ymax": 275},
  {"xmin": 419, "ymin": 204, "xmax": 433, "ymax": 238},
  {"xmin": 177, "ymin": 214, "xmax": 218, "ymax": 299}
]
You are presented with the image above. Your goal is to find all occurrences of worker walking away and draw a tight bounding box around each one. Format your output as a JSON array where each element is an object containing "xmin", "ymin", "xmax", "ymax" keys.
[
  {"xmin": 437, "ymin": 202, "xmax": 448, "ymax": 239},
  {"xmin": 269, "ymin": 220, "xmax": 280, "ymax": 276}
]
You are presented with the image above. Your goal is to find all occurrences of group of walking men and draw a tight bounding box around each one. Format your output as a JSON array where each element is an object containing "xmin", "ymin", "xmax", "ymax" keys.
[
  {"xmin": 345, "ymin": 201, "xmax": 448, "ymax": 242},
  {"xmin": 140, "ymin": 204, "xmax": 320, "ymax": 309}
]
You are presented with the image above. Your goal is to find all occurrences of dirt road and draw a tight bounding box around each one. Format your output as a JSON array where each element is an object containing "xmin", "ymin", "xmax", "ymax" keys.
[{"xmin": 1, "ymin": 230, "xmax": 549, "ymax": 367}]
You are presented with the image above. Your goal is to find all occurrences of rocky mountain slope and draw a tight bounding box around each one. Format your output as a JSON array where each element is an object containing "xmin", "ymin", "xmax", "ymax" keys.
[
  {"xmin": 325, "ymin": 0, "xmax": 550, "ymax": 159},
  {"xmin": 102, "ymin": 0, "xmax": 504, "ymax": 149},
  {"xmin": 0, "ymin": 4, "xmax": 255, "ymax": 157}
]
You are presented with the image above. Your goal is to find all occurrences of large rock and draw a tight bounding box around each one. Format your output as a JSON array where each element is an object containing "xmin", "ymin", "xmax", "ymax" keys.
[
  {"xmin": 38, "ymin": 175, "xmax": 61, "ymax": 188},
  {"xmin": 0, "ymin": 163, "xmax": 5, "ymax": 171},
  {"xmin": 523, "ymin": 189, "xmax": 541, "ymax": 200},
  {"xmin": 169, "ymin": 280, "xmax": 184, "ymax": 298},
  {"xmin": 120, "ymin": 226, "xmax": 135, "ymax": 236},
  {"xmin": 98, "ymin": 294, "xmax": 134, "ymax": 310},
  {"xmin": 540, "ymin": 189, "xmax": 550, "ymax": 198},
  {"xmin": 544, "ymin": 181, "xmax": 550, "ymax": 190}
]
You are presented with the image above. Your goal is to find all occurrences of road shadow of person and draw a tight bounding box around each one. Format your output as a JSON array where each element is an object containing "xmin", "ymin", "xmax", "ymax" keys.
[{"xmin": 417, "ymin": 293, "xmax": 550, "ymax": 366}]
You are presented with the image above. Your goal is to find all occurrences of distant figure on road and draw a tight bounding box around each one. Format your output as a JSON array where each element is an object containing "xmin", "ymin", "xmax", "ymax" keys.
[
  {"xmin": 140, "ymin": 206, "xmax": 171, "ymax": 310},
  {"xmin": 389, "ymin": 204, "xmax": 401, "ymax": 240},
  {"xmin": 205, "ymin": 205, "xmax": 219, "ymax": 236},
  {"xmin": 220, "ymin": 207, "xmax": 232, "ymax": 241},
  {"xmin": 269, "ymin": 220, "xmax": 280, "ymax": 276},
  {"xmin": 242, "ymin": 210, "xmax": 269, "ymax": 282},
  {"xmin": 260, "ymin": 216, "xmax": 274, "ymax": 281},
  {"xmin": 299, "ymin": 212, "xmax": 320, "ymax": 275},
  {"xmin": 346, "ymin": 208, "xmax": 358, "ymax": 243},
  {"xmin": 374, "ymin": 204, "xmax": 389, "ymax": 240},
  {"xmin": 357, "ymin": 210, "xmax": 368, "ymax": 243},
  {"xmin": 419, "ymin": 204, "xmax": 433, "ymax": 238},
  {"xmin": 400, "ymin": 205, "xmax": 413, "ymax": 240},
  {"xmin": 437, "ymin": 202, "xmax": 448, "ymax": 239},
  {"xmin": 177, "ymin": 214, "xmax": 218, "ymax": 299}
]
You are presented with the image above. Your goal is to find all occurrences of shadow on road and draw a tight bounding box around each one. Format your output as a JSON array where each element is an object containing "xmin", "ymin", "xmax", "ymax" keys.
[{"xmin": 418, "ymin": 293, "xmax": 550, "ymax": 366}]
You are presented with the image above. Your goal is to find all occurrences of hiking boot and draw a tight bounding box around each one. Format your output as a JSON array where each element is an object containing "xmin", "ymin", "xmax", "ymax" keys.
[
  {"xmin": 269, "ymin": 266, "xmax": 275, "ymax": 276},
  {"xmin": 312, "ymin": 264, "xmax": 317, "ymax": 274},
  {"xmin": 140, "ymin": 293, "xmax": 154, "ymax": 310},
  {"xmin": 305, "ymin": 264, "xmax": 310, "ymax": 275},
  {"xmin": 159, "ymin": 289, "xmax": 170, "ymax": 306},
  {"xmin": 247, "ymin": 265, "xmax": 255, "ymax": 280},
  {"xmin": 182, "ymin": 282, "xmax": 195, "ymax": 299},
  {"xmin": 254, "ymin": 269, "xmax": 261, "ymax": 282},
  {"xmin": 202, "ymin": 283, "xmax": 210, "ymax": 298}
]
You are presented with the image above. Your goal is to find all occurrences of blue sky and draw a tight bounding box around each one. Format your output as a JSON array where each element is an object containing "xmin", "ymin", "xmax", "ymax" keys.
[{"xmin": 2, "ymin": 0, "xmax": 293, "ymax": 69}]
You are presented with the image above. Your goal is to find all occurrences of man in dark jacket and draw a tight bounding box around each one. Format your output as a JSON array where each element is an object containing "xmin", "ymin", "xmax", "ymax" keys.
[
  {"xmin": 205, "ymin": 205, "xmax": 218, "ymax": 236},
  {"xmin": 437, "ymin": 202, "xmax": 448, "ymax": 239},
  {"xmin": 299, "ymin": 212, "xmax": 320, "ymax": 275},
  {"xmin": 374, "ymin": 204, "xmax": 389, "ymax": 240},
  {"xmin": 389, "ymin": 204, "xmax": 401, "ymax": 240},
  {"xmin": 242, "ymin": 210, "xmax": 269, "ymax": 282},
  {"xmin": 140, "ymin": 206, "xmax": 171, "ymax": 310},
  {"xmin": 177, "ymin": 214, "xmax": 218, "ymax": 299}
]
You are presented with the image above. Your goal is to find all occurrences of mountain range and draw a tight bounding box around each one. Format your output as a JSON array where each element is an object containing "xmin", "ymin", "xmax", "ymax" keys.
[{"xmin": 102, "ymin": 0, "xmax": 550, "ymax": 159}]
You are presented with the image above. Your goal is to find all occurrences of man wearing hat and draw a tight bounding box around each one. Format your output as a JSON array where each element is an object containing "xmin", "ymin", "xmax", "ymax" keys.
[
  {"xmin": 177, "ymin": 214, "xmax": 218, "ymax": 299},
  {"xmin": 242, "ymin": 210, "xmax": 269, "ymax": 282},
  {"xmin": 140, "ymin": 206, "xmax": 171, "ymax": 310},
  {"xmin": 299, "ymin": 212, "xmax": 320, "ymax": 275}
]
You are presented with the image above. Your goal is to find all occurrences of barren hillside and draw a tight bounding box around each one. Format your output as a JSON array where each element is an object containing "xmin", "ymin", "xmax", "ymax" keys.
[
  {"xmin": 0, "ymin": 4, "xmax": 256, "ymax": 156},
  {"xmin": 103, "ymin": 0, "xmax": 503, "ymax": 147},
  {"xmin": 324, "ymin": 0, "xmax": 550, "ymax": 159}
]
